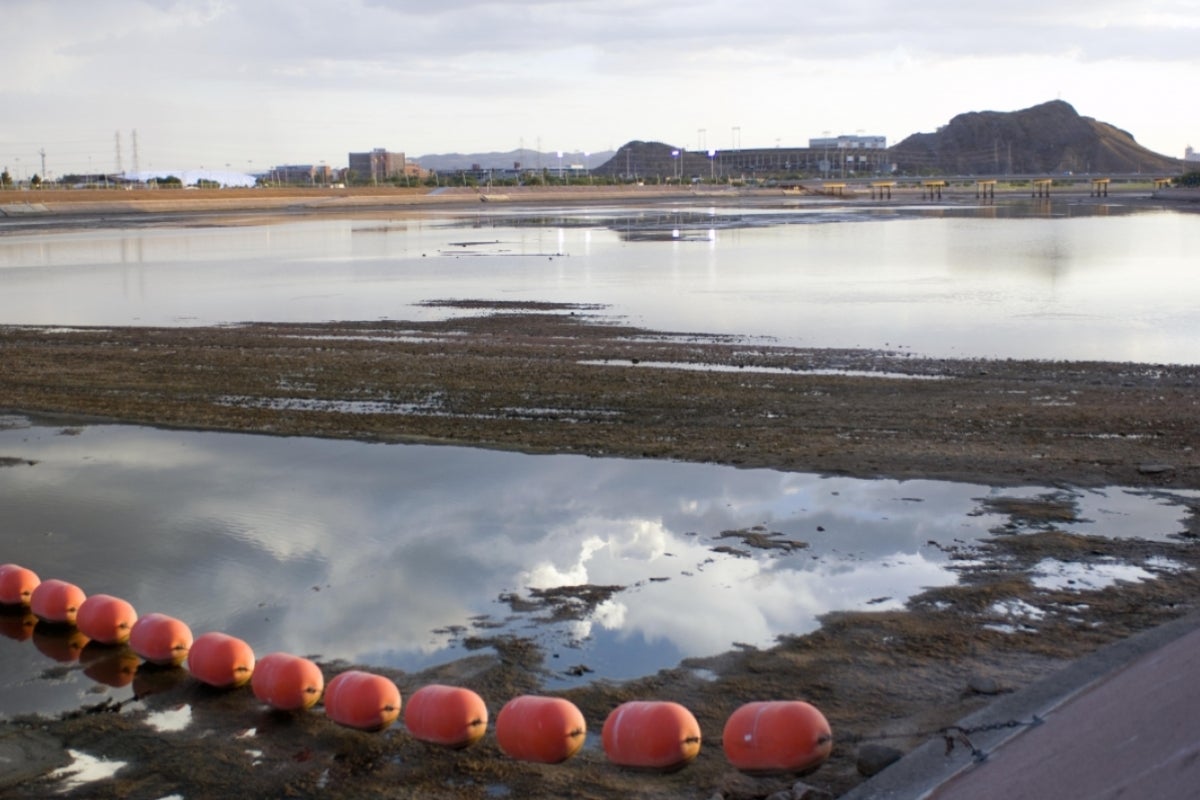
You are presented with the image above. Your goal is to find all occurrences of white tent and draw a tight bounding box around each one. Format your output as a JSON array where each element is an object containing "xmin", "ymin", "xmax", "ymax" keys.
[{"xmin": 121, "ymin": 169, "xmax": 257, "ymax": 188}]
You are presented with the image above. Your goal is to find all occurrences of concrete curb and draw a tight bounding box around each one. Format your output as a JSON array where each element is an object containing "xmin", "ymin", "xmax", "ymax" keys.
[{"xmin": 841, "ymin": 609, "xmax": 1200, "ymax": 799}]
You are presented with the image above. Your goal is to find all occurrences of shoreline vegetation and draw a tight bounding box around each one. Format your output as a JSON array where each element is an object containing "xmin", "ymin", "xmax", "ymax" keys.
[
  {"xmin": 1, "ymin": 178, "xmax": 1198, "ymax": 223},
  {"xmin": 1, "ymin": 191, "xmax": 1198, "ymax": 798}
]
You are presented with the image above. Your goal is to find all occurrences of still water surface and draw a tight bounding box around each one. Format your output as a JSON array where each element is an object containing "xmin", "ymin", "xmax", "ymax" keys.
[
  {"xmin": 2, "ymin": 416, "xmax": 1195, "ymax": 717},
  {"xmin": 1, "ymin": 201, "xmax": 1197, "ymax": 363},
  {"xmin": 2, "ymin": 201, "xmax": 1198, "ymax": 718}
]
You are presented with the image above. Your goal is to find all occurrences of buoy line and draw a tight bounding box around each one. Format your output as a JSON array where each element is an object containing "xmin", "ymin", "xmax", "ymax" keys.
[{"xmin": 1, "ymin": 562, "xmax": 834, "ymax": 772}]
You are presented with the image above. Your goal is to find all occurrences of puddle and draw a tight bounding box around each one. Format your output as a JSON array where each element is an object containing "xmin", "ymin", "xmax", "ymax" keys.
[
  {"xmin": 46, "ymin": 749, "xmax": 128, "ymax": 793},
  {"xmin": 578, "ymin": 359, "xmax": 947, "ymax": 380},
  {"xmin": 145, "ymin": 705, "xmax": 192, "ymax": 733},
  {"xmin": 1029, "ymin": 557, "xmax": 1185, "ymax": 591},
  {"xmin": 1, "ymin": 416, "xmax": 1198, "ymax": 715}
]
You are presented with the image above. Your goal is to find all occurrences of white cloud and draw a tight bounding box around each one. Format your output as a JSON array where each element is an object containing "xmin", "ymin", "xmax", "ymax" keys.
[{"xmin": 2, "ymin": 0, "xmax": 1195, "ymax": 174}]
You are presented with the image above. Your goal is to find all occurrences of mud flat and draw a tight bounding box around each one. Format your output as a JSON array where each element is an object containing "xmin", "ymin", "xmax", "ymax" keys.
[
  {"xmin": 2, "ymin": 308, "xmax": 1196, "ymax": 490},
  {"xmin": 1, "ymin": 304, "xmax": 1198, "ymax": 798}
]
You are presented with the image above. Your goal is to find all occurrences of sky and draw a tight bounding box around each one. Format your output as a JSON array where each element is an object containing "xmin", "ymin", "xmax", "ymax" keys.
[{"xmin": 2, "ymin": 0, "xmax": 1197, "ymax": 178}]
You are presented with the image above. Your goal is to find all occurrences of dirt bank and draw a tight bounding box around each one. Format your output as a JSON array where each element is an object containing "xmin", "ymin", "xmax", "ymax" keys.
[
  {"xmin": 1, "ymin": 305, "xmax": 1198, "ymax": 798},
  {"xmin": 3, "ymin": 179, "xmax": 1192, "ymax": 230}
]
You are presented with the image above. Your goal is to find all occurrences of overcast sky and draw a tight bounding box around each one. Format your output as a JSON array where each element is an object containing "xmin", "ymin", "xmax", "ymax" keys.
[{"xmin": 2, "ymin": 0, "xmax": 1196, "ymax": 177}]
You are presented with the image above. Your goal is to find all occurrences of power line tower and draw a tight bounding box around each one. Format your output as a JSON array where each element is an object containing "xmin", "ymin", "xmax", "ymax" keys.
[
  {"xmin": 131, "ymin": 130, "xmax": 140, "ymax": 180},
  {"xmin": 40, "ymin": 149, "xmax": 46, "ymax": 180},
  {"xmin": 114, "ymin": 131, "xmax": 123, "ymax": 175}
]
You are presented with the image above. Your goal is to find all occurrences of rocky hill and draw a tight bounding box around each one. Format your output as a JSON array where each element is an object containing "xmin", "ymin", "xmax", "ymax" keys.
[
  {"xmin": 889, "ymin": 100, "xmax": 1182, "ymax": 175},
  {"xmin": 591, "ymin": 140, "xmax": 697, "ymax": 180}
]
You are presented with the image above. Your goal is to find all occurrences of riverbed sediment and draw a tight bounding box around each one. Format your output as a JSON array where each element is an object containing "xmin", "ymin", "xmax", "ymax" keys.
[{"xmin": 1, "ymin": 193, "xmax": 1198, "ymax": 798}]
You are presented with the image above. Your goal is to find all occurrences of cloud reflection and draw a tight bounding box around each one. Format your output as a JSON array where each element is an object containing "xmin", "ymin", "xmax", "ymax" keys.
[{"xmin": 1, "ymin": 418, "xmax": 1196, "ymax": 714}]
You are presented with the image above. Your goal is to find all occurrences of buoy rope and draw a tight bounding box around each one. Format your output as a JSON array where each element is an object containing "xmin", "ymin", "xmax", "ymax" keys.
[{"xmin": 843, "ymin": 716, "xmax": 1045, "ymax": 763}]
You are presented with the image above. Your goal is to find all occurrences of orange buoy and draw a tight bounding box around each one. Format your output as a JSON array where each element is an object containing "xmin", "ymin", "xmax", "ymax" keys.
[
  {"xmin": 323, "ymin": 670, "xmax": 402, "ymax": 731},
  {"xmin": 29, "ymin": 578, "xmax": 86, "ymax": 625},
  {"xmin": 404, "ymin": 684, "xmax": 489, "ymax": 749},
  {"xmin": 602, "ymin": 700, "xmax": 702, "ymax": 770},
  {"xmin": 251, "ymin": 652, "xmax": 325, "ymax": 711},
  {"xmin": 75, "ymin": 594, "xmax": 138, "ymax": 645},
  {"xmin": 0, "ymin": 563, "xmax": 40, "ymax": 606},
  {"xmin": 129, "ymin": 613, "xmax": 193, "ymax": 666},
  {"xmin": 0, "ymin": 608, "xmax": 36, "ymax": 641},
  {"xmin": 187, "ymin": 632, "xmax": 255, "ymax": 688},
  {"xmin": 495, "ymin": 695, "xmax": 587, "ymax": 764},
  {"xmin": 32, "ymin": 625, "xmax": 89, "ymax": 662},
  {"xmin": 722, "ymin": 700, "xmax": 833, "ymax": 773}
]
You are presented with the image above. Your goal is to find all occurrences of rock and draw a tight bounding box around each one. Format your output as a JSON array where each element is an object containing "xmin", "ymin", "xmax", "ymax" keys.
[
  {"xmin": 791, "ymin": 780, "xmax": 834, "ymax": 799},
  {"xmin": 857, "ymin": 742, "xmax": 904, "ymax": 777},
  {"xmin": 968, "ymin": 674, "xmax": 1003, "ymax": 695}
]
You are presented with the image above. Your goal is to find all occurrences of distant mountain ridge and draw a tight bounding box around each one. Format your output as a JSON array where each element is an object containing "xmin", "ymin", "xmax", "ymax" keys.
[
  {"xmin": 889, "ymin": 100, "xmax": 1182, "ymax": 175},
  {"xmin": 419, "ymin": 101, "xmax": 1182, "ymax": 177}
]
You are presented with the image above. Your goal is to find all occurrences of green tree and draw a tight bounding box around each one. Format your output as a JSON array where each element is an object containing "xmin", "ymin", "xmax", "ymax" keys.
[
  {"xmin": 1, "ymin": 169, "xmax": 11, "ymax": 188},
  {"xmin": 1174, "ymin": 171, "xmax": 1200, "ymax": 188}
]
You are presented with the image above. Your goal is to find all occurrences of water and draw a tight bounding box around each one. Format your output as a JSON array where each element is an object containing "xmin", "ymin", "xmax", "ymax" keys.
[
  {"xmin": 1, "ymin": 200, "xmax": 1197, "ymax": 363},
  {"xmin": 1, "ymin": 416, "xmax": 1196, "ymax": 717},
  {"xmin": 2, "ymin": 200, "xmax": 1198, "ymax": 718}
]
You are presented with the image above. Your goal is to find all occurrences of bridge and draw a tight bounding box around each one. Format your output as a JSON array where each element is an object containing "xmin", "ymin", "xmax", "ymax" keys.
[{"xmin": 809, "ymin": 173, "xmax": 1177, "ymax": 199}]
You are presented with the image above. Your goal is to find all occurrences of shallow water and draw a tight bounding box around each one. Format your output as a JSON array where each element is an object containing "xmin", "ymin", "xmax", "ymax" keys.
[
  {"xmin": 1, "ymin": 200, "xmax": 1197, "ymax": 363},
  {"xmin": 1, "ymin": 416, "xmax": 1196, "ymax": 718}
]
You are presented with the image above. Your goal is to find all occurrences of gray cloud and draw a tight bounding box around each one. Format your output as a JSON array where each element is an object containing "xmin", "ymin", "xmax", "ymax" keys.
[{"xmin": 1, "ymin": 0, "xmax": 1195, "ymax": 168}]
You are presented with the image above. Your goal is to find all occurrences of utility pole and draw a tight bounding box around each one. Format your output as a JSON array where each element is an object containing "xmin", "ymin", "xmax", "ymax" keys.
[
  {"xmin": 131, "ymin": 130, "xmax": 140, "ymax": 180},
  {"xmin": 39, "ymin": 148, "xmax": 46, "ymax": 180},
  {"xmin": 114, "ymin": 131, "xmax": 123, "ymax": 176}
]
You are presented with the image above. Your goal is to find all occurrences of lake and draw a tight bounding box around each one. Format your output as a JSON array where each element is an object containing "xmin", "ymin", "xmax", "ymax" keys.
[
  {"xmin": 0, "ymin": 199, "xmax": 1197, "ymax": 363},
  {"xmin": 1, "ymin": 197, "xmax": 1198, "ymax": 718}
]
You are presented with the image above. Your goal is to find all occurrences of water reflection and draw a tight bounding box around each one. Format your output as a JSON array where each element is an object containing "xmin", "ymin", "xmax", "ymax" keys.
[
  {"xmin": 0, "ymin": 203, "xmax": 1197, "ymax": 362},
  {"xmin": 1, "ymin": 417, "xmax": 1196, "ymax": 716}
]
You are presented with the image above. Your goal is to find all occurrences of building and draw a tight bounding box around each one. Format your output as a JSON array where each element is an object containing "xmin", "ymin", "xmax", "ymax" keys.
[
  {"xmin": 270, "ymin": 164, "xmax": 332, "ymax": 185},
  {"xmin": 1186, "ymin": 145, "xmax": 1199, "ymax": 162},
  {"xmin": 348, "ymin": 148, "xmax": 407, "ymax": 184},
  {"xmin": 808, "ymin": 134, "xmax": 887, "ymax": 150}
]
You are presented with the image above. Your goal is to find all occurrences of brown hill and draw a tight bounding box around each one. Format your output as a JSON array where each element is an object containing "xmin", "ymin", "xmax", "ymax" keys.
[
  {"xmin": 592, "ymin": 140, "xmax": 705, "ymax": 181},
  {"xmin": 889, "ymin": 100, "xmax": 1182, "ymax": 175}
]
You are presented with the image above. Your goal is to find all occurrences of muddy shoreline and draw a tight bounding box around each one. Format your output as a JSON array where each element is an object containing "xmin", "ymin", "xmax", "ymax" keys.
[
  {"xmin": 2, "ymin": 309, "xmax": 1198, "ymax": 799},
  {"xmin": 1, "ymin": 199, "xmax": 1198, "ymax": 798}
]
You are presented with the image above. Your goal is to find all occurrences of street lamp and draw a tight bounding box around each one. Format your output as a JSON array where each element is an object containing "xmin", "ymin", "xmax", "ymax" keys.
[
  {"xmin": 671, "ymin": 150, "xmax": 679, "ymax": 183},
  {"xmin": 708, "ymin": 149, "xmax": 716, "ymax": 182},
  {"xmin": 557, "ymin": 151, "xmax": 563, "ymax": 182}
]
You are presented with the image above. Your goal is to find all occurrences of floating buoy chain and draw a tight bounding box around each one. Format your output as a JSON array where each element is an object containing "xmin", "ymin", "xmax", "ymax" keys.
[{"xmin": 4, "ymin": 563, "xmax": 840, "ymax": 774}]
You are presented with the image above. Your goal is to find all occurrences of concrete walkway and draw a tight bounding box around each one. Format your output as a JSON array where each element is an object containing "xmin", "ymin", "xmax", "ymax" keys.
[{"xmin": 843, "ymin": 611, "xmax": 1200, "ymax": 799}]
